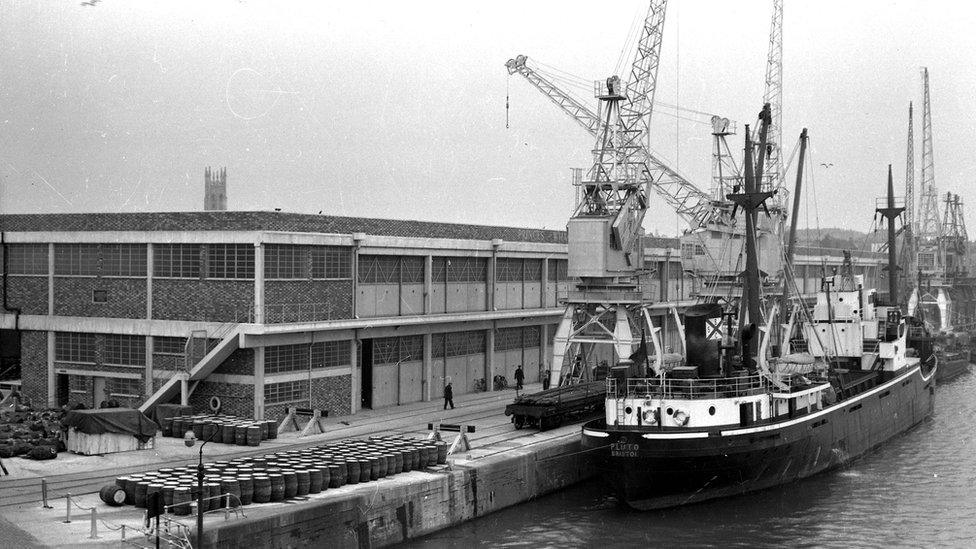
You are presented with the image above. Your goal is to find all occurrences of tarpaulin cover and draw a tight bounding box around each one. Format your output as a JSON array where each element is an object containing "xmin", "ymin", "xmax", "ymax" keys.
[
  {"xmin": 152, "ymin": 403, "xmax": 194, "ymax": 424},
  {"xmin": 63, "ymin": 408, "xmax": 159, "ymax": 443}
]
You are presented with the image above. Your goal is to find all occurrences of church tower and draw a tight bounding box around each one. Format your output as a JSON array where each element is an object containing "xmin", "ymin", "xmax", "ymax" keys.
[{"xmin": 204, "ymin": 167, "xmax": 227, "ymax": 211}]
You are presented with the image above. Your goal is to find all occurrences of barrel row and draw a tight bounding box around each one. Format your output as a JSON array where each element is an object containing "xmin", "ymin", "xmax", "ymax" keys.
[
  {"xmin": 105, "ymin": 436, "xmax": 448, "ymax": 513},
  {"xmin": 159, "ymin": 415, "xmax": 278, "ymax": 446}
]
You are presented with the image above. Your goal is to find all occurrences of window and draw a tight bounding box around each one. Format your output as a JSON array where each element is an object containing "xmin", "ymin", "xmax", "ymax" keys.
[
  {"xmin": 3, "ymin": 244, "xmax": 48, "ymax": 275},
  {"xmin": 103, "ymin": 335, "xmax": 146, "ymax": 366},
  {"xmin": 153, "ymin": 244, "xmax": 201, "ymax": 278},
  {"xmin": 310, "ymin": 247, "xmax": 351, "ymax": 279},
  {"xmin": 54, "ymin": 244, "xmax": 145, "ymax": 276},
  {"xmin": 108, "ymin": 377, "xmax": 142, "ymax": 397},
  {"xmin": 265, "ymin": 245, "xmax": 307, "ymax": 279},
  {"xmin": 440, "ymin": 257, "xmax": 487, "ymax": 283},
  {"xmin": 444, "ymin": 331, "xmax": 485, "ymax": 358},
  {"xmin": 310, "ymin": 341, "xmax": 350, "ymax": 368},
  {"xmin": 92, "ymin": 289, "xmax": 107, "ymax": 304},
  {"xmin": 153, "ymin": 337, "xmax": 186, "ymax": 355},
  {"xmin": 918, "ymin": 252, "xmax": 936, "ymax": 270},
  {"xmin": 54, "ymin": 244, "xmax": 99, "ymax": 276},
  {"xmin": 494, "ymin": 327, "xmax": 523, "ymax": 351},
  {"xmin": 523, "ymin": 259, "xmax": 542, "ymax": 282},
  {"xmin": 207, "ymin": 244, "xmax": 254, "ymax": 279},
  {"xmin": 264, "ymin": 380, "xmax": 306, "ymax": 404},
  {"xmin": 55, "ymin": 332, "xmax": 96, "ymax": 363},
  {"xmin": 547, "ymin": 259, "xmax": 568, "ymax": 282},
  {"xmin": 695, "ymin": 245, "xmax": 706, "ymax": 256},
  {"xmin": 496, "ymin": 258, "xmax": 523, "ymax": 282},
  {"xmin": 266, "ymin": 344, "xmax": 309, "ymax": 374},
  {"xmin": 358, "ymin": 255, "xmax": 400, "ymax": 284},
  {"xmin": 372, "ymin": 336, "xmax": 422, "ymax": 364},
  {"xmin": 401, "ymin": 257, "xmax": 424, "ymax": 284},
  {"xmin": 495, "ymin": 326, "xmax": 540, "ymax": 351},
  {"xmin": 680, "ymin": 243, "xmax": 696, "ymax": 260},
  {"xmin": 101, "ymin": 244, "xmax": 147, "ymax": 276}
]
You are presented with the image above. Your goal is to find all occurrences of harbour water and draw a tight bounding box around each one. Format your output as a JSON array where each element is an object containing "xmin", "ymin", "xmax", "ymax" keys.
[{"xmin": 407, "ymin": 369, "xmax": 975, "ymax": 548}]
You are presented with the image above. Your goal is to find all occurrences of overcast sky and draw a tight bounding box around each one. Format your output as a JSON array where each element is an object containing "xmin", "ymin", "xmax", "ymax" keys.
[{"xmin": 1, "ymin": 1, "xmax": 974, "ymax": 237}]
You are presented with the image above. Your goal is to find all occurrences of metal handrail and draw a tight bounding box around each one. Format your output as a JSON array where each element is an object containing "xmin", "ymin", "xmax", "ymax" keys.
[{"xmin": 608, "ymin": 373, "xmax": 769, "ymax": 399}]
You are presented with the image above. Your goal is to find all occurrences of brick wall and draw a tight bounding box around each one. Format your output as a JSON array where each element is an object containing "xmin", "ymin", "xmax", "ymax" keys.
[
  {"xmin": 190, "ymin": 380, "xmax": 254, "ymax": 418},
  {"xmin": 264, "ymin": 280, "xmax": 353, "ymax": 321},
  {"xmin": 152, "ymin": 279, "xmax": 253, "ymax": 322},
  {"xmin": 54, "ymin": 277, "xmax": 147, "ymax": 318},
  {"xmin": 262, "ymin": 374, "xmax": 351, "ymax": 423},
  {"xmin": 67, "ymin": 375, "xmax": 94, "ymax": 409},
  {"xmin": 213, "ymin": 348, "xmax": 254, "ymax": 375},
  {"xmin": 0, "ymin": 276, "xmax": 48, "ymax": 315},
  {"xmin": 19, "ymin": 331, "xmax": 48, "ymax": 405}
]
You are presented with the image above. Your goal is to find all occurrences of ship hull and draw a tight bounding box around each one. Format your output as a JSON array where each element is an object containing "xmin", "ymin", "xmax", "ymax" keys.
[
  {"xmin": 936, "ymin": 351, "xmax": 970, "ymax": 382},
  {"xmin": 581, "ymin": 366, "xmax": 935, "ymax": 510}
]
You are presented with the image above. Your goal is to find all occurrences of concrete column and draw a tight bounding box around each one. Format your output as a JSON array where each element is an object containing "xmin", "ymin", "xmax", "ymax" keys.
[
  {"xmin": 540, "ymin": 323, "xmax": 550, "ymax": 379},
  {"xmin": 146, "ymin": 243, "xmax": 153, "ymax": 319},
  {"xmin": 486, "ymin": 326, "xmax": 495, "ymax": 392},
  {"xmin": 424, "ymin": 255, "xmax": 432, "ymax": 315},
  {"xmin": 46, "ymin": 331, "xmax": 55, "ymax": 407},
  {"xmin": 254, "ymin": 243, "xmax": 265, "ymax": 324},
  {"xmin": 352, "ymin": 234, "xmax": 364, "ymax": 319},
  {"xmin": 48, "ymin": 244, "xmax": 54, "ymax": 316},
  {"xmin": 541, "ymin": 258, "xmax": 550, "ymax": 307},
  {"xmin": 253, "ymin": 346, "xmax": 265, "ymax": 419},
  {"xmin": 349, "ymin": 336, "xmax": 359, "ymax": 413},
  {"xmin": 145, "ymin": 336, "xmax": 153, "ymax": 397},
  {"xmin": 490, "ymin": 239, "xmax": 503, "ymax": 311},
  {"xmin": 422, "ymin": 332, "xmax": 432, "ymax": 402}
]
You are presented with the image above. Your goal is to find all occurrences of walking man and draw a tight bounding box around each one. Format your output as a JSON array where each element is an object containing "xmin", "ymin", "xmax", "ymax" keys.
[
  {"xmin": 542, "ymin": 369, "xmax": 551, "ymax": 390},
  {"xmin": 514, "ymin": 365, "xmax": 525, "ymax": 390},
  {"xmin": 443, "ymin": 382, "xmax": 455, "ymax": 410}
]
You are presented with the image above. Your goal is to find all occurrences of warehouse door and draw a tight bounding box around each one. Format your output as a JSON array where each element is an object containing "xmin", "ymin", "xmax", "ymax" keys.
[{"xmin": 360, "ymin": 339, "xmax": 373, "ymax": 409}]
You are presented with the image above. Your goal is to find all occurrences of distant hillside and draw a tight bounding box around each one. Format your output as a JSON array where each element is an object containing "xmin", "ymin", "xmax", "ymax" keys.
[{"xmin": 795, "ymin": 227, "xmax": 883, "ymax": 250}]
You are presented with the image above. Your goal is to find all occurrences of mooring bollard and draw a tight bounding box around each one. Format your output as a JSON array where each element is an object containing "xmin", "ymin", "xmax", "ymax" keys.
[
  {"xmin": 63, "ymin": 494, "xmax": 71, "ymax": 523},
  {"xmin": 121, "ymin": 524, "xmax": 126, "ymax": 542},
  {"xmin": 41, "ymin": 478, "xmax": 53, "ymax": 509},
  {"xmin": 88, "ymin": 508, "xmax": 99, "ymax": 540}
]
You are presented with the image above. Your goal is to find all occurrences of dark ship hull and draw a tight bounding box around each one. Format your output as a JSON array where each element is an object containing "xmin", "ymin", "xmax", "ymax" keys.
[
  {"xmin": 936, "ymin": 350, "xmax": 970, "ymax": 382},
  {"xmin": 581, "ymin": 366, "xmax": 935, "ymax": 510}
]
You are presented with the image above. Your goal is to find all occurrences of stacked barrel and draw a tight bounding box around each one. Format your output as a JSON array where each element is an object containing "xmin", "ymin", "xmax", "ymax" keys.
[
  {"xmin": 107, "ymin": 436, "xmax": 447, "ymax": 513},
  {"xmin": 158, "ymin": 415, "xmax": 278, "ymax": 447}
]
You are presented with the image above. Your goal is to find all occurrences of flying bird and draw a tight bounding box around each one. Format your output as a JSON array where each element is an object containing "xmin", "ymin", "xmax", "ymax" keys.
[
  {"xmin": 80, "ymin": 0, "xmax": 100, "ymax": 6},
  {"xmin": 820, "ymin": 162, "xmax": 834, "ymax": 168}
]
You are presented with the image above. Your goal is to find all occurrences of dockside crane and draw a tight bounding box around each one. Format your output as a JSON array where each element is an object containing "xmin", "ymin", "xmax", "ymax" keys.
[
  {"xmin": 912, "ymin": 67, "xmax": 953, "ymax": 330},
  {"xmin": 760, "ymin": 0, "xmax": 784, "ymax": 196}
]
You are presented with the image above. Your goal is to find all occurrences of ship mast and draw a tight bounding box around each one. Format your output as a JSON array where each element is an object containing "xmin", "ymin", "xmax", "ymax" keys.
[
  {"xmin": 728, "ymin": 104, "xmax": 776, "ymax": 368},
  {"xmin": 877, "ymin": 165, "xmax": 905, "ymax": 305}
]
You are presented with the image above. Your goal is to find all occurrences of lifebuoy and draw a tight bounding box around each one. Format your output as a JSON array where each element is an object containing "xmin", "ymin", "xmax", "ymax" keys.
[
  {"xmin": 673, "ymin": 410, "xmax": 690, "ymax": 426},
  {"xmin": 208, "ymin": 396, "xmax": 221, "ymax": 413}
]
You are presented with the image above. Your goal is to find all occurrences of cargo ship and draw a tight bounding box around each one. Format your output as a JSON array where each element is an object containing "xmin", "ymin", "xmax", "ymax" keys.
[{"xmin": 580, "ymin": 120, "xmax": 937, "ymax": 510}]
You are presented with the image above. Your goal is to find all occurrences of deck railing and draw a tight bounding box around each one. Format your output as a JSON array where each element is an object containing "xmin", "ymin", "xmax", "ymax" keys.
[{"xmin": 607, "ymin": 373, "xmax": 769, "ymax": 400}]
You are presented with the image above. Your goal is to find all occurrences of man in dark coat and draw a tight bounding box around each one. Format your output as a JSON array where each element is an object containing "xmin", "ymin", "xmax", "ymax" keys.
[
  {"xmin": 443, "ymin": 382, "xmax": 454, "ymax": 410},
  {"xmin": 514, "ymin": 365, "xmax": 525, "ymax": 390}
]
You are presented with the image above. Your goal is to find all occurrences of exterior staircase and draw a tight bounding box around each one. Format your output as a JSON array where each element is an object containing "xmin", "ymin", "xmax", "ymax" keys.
[{"xmin": 139, "ymin": 327, "xmax": 241, "ymax": 415}]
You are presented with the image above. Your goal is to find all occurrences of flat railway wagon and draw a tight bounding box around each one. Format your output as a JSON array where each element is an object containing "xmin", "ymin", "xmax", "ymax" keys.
[{"xmin": 504, "ymin": 381, "xmax": 605, "ymax": 430}]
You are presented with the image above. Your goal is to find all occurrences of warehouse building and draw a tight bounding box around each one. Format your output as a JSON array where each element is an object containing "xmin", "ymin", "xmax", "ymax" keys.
[{"xmin": 0, "ymin": 211, "xmax": 886, "ymax": 422}]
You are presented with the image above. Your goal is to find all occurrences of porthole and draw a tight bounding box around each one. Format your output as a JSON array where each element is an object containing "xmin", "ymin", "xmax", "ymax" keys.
[
  {"xmin": 708, "ymin": 406, "xmax": 716, "ymax": 416},
  {"xmin": 666, "ymin": 407, "xmax": 674, "ymax": 416},
  {"xmin": 625, "ymin": 406, "xmax": 633, "ymax": 415}
]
